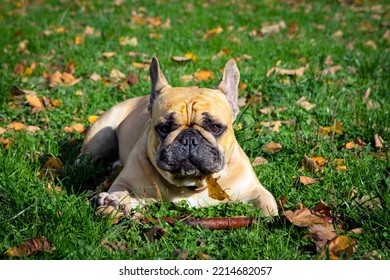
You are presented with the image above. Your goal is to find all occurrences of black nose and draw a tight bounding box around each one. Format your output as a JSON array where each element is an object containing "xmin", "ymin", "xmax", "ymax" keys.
[{"xmin": 178, "ymin": 129, "xmax": 201, "ymax": 150}]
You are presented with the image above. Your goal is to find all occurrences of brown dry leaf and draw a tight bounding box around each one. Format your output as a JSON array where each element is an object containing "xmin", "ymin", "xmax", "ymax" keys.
[
  {"xmin": 271, "ymin": 121, "xmax": 282, "ymax": 132},
  {"xmin": 0, "ymin": 137, "xmax": 10, "ymax": 150},
  {"xmin": 88, "ymin": 115, "xmax": 100, "ymax": 124},
  {"xmin": 332, "ymin": 30, "xmax": 343, "ymax": 38},
  {"xmin": 90, "ymin": 72, "xmax": 101, "ymax": 82},
  {"xmin": 50, "ymin": 99, "xmax": 62, "ymax": 107},
  {"xmin": 26, "ymin": 95, "xmax": 45, "ymax": 113},
  {"xmin": 7, "ymin": 122, "xmax": 26, "ymax": 131},
  {"xmin": 46, "ymin": 183, "xmax": 62, "ymax": 194},
  {"xmin": 266, "ymin": 65, "xmax": 307, "ymax": 77},
  {"xmin": 318, "ymin": 121, "xmax": 343, "ymax": 136},
  {"xmin": 324, "ymin": 55, "xmax": 334, "ymax": 66},
  {"xmin": 109, "ymin": 68, "xmax": 126, "ymax": 83},
  {"xmin": 40, "ymin": 156, "xmax": 64, "ymax": 179},
  {"xmin": 374, "ymin": 134, "xmax": 384, "ymax": 150},
  {"xmin": 296, "ymin": 96, "xmax": 316, "ymax": 111},
  {"xmin": 84, "ymin": 26, "xmax": 101, "ymax": 37},
  {"xmin": 259, "ymin": 106, "xmax": 274, "ymax": 114},
  {"xmin": 146, "ymin": 226, "xmax": 167, "ymax": 243},
  {"xmin": 203, "ymin": 26, "xmax": 223, "ymax": 39},
  {"xmin": 345, "ymin": 138, "xmax": 367, "ymax": 150},
  {"xmin": 0, "ymin": 127, "xmax": 6, "ymax": 135},
  {"xmin": 302, "ymin": 155, "xmax": 326, "ymax": 173},
  {"xmin": 299, "ymin": 176, "xmax": 320, "ymax": 186},
  {"xmin": 321, "ymin": 65, "xmax": 342, "ymax": 75},
  {"xmin": 49, "ymin": 71, "xmax": 63, "ymax": 87},
  {"xmin": 260, "ymin": 21, "xmax": 286, "ymax": 35},
  {"xmin": 283, "ymin": 208, "xmax": 327, "ymax": 227},
  {"xmin": 101, "ymin": 240, "xmax": 128, "ymax": 253},
  {"xmin": 328, "ymin": 235, "xmax": 358, "ymax": 260},
  {"xmin": 194, "ymin": 70, "xmax": 214, "ymax": 81},
  {"xmin": 26, "ymin": 125, "xmax": 41, "ymax": 134},
  {"xmin": 206, "ymin": 176, "xmax": 231, "ymax": 201},
  {"xmin": 263, "ymin": 141, "xmax": 282, "ymax": 153},
  {"xmin": 252, "ymin": 156, "xmax": 268, "ymax": 166},
  {"xmin": 310, "ymin": 223, "xmax": 337, "ymax": 252},
  {"xmin": 353, "ymin": 195, "xmax": 382, "ymax": 210},
  {"xmin": 61, "ymin": 72, "xmax": 82, "ymax": 86},
  {"xmin": 5, "ymin": 237, "xmax": 56, "ymax": 257},
  {"xmin": 102, "ymin": 52, "xmax": 116, "ymax": 58}
]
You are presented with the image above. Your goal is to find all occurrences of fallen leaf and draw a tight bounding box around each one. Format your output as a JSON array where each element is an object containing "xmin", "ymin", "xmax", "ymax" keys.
[
  {"xmin": 102, "ymin": 52, "xmax": 116, "ymax": 58},
  {"xmin": 353, "ymin": 195, "xmax": 382, "ymax": 210},
  {"xmin": 206, "ymin": 176, "xmax": 231, "ymax": 201},
  {"xmin": 101, "ymin": 240, "xmax": 128, "ymax": 253},
  {"xmin": 266, "ymin": 65, "xmax": 307, "ymax": 77},
  {"xmin": 309, "ymin": 223, "xmax": 337, "ymax": 252},
  {"xmin": 7, "ymin": 122, "xmax": 26, "ymax": 131},
  {"xmin": 203, "ymin": 26, "xmax": 223, "ymax": 39},
  {"xmin": 84, "ymin": 26, "xmax": 101, "ymax": 37},
  {"xmin": 90, "ymin": 72, "xmax": 101, "ymax": 82},
  {"xmin": 173, "ymin": 249, "xmax": 189, "ymax": 260},
  {"xmin": 322, "ymin": 65, "xmax": 342, "ymax": 75},
  {"xmin": 109, "ymin": 68, "xmax": 126, "ymax": 83},
  {"xmin": 332, "ymin": 159, "xmax": 348, "ymax": 172},
  {"xmin": 296, "ymin": 96, "xmax": 316, "ymax": 110},
  {"xmin": 180, "ymin": 74, "xmax": 194, "ymax": 83},
  {"xmin": 0, "ymin": 127, "xmax": 6, "ymax": 135},
  {"xmin": 332, "ymin": 30, "xmax": 343, "ymax": 38},
  {"xmin": 328, "ymin": 235, "xmax": 358, "ymax": 260},
  {"xmin": 263, "ymin": 141, "xmax": 282, "ymax": 153},
  {"xmin": 194, "ymin": 70, "xmax": 214, "ymax": 81},
  {"xmin": 88, "ymin": 115, "xmax": 100, "ymax": 124},
  {"xmin": 260, "ymin": 20, "xmax": 286, "ymax": 35},
  {"xmin": 299, "ymin": 176, "xmax": 320, "ymax": 186},
  {"xmin": 49, "ymin": 71, "xmax": 63, "ymax": 87},
  {"xmin": 171, "ymin": 56, "xmax": 192, "ymax": 62},
  {"xmin": 146, "ymin": 226, "xmax": 167, "ymax": 243},
  {"xmin": 74, "ymin": 35, "xmax": 84, "ymax": 45},
  {"xmin": 302, "ymin": 155, "xmax": 326, "ymax": 173},
  {"xmin": 364, "ymin": 40, "xmax": 377, "ymax": 49},
  {"xmin": 119, "ymin": 36, "xmax": 138, "ymax": 46},
  {"xmin": 50, "ymin": 99, "xmax": 62, "ymax": 107},
  {"xmin": 283, "ymin": 208, "xmax": 327, "ymax": 227},
  {"xmin": 252, "ymin": 156, "xmax": 268, "ymax": 166},
  {"xmin": 374, "ymin": 134, "xmax": 384, "ymax": 150},
  {"xmin": 26, "ymin": 95, "xmax": 45, "ymax": 113},
  {"xmin": 132, "ymin": 62, "xmax": 150, "ymax": 70},
  {"xmin": 318, "ymin": 121, "xmax": 343, "ymax": 136},
  {"xmin": 25, "ymin": 125, "xmax": 41, "ymax": 133},
  {"xmin": 0, "ymin": 137, "xmax": 10, "ymax": 149},
  {"xmin": 63, "ymin": 123, "xmax": 85, "ymax": 134},
  {"xmin": 4, "ymin": 237, "xmax": 56, "ymax": 257}
]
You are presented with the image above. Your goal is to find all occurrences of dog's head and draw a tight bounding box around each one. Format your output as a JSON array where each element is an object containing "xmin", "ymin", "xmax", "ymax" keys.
[{"xmin": 146, "ymin": 57, "xmax": 240, "ymax": 187}]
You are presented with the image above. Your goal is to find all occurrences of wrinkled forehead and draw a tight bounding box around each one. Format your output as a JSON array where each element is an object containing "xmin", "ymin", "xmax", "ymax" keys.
[{"xmin": 153, "ymin": 87, "xmax": 232, "ymax": 123}]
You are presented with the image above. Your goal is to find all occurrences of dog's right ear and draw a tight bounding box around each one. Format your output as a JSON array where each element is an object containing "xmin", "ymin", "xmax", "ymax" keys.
[{"xmin": 148, "ymin": 57, "xmax": 171, "ymax": 114}]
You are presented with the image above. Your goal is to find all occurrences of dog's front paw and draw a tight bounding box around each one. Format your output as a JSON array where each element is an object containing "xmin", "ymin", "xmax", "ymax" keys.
[{"xmin": 91, "ymin": 192, "xmax": 129, "ymax": 219}]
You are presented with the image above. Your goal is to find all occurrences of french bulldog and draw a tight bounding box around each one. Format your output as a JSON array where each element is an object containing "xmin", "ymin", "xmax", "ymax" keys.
[{"xmin": 79, "ymin": 57, "xmax": 278, "ymax": 218}]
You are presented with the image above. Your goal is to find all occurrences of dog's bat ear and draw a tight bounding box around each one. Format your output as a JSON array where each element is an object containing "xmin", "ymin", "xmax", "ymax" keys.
[
  {"xmin": 148, "ymin": 57, "xmax": 171, "ymax": 114},
  {"xmin": 216, "ymin": 59, "xmax": 240, "ymax": 120}
]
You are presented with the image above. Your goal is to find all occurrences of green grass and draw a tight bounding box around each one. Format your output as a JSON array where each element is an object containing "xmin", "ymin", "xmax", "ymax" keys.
[{"xmin": 0, "ymin": 0, "xmax": 389, "ymax": 260}]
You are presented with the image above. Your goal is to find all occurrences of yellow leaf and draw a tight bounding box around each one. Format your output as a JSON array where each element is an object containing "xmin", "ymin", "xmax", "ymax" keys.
[
  {"xmin": 206, "ymin": 176, "xmax": 231, "ymax": 201},
  {"xmin": 194, "ymin": 70, "xmax": 214, "ymax": 81},
  {"xmin": 203, "ymin": 26, "xmax": 223, "ymax": 39},
  {"xmin": 302, "ymin": 155, "xmax": 326, "ymax": 173},
  {"xmin": 74, "ymin": 35, "xmax": 84, "ymax": 45},
  {"xmin": 55, "ymin": 26, "xmax": 66, "ymax": 33},
  {"xmin": 118, "ymin": 36, "xmax": 138, "ymax": 46},
  {"xmin": 88, "ymin": 115, "xmax": 100, "ymax": 124},
  {"xmin": 318, "ymin": 121, "xmax": 343, "ymax": 136},
  {"xmin": 132, "ymin": 62, "xmax": 150, "ymax": 70},
  {"xmin": 50, "ymin": 99, "xmax": 62, "ymax": 107}
]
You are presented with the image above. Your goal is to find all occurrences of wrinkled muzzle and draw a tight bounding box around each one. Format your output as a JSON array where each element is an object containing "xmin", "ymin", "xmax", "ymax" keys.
[{"xmin": 156, "ymin": 128, "xmax": 224, "ymax": 176}]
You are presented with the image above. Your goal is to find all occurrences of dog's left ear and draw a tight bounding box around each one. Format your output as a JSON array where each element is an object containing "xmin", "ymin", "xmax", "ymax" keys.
[
  {"xmin": 216, "ymin": 59, "xmax": 240, "ymax": 120},
  {"xmin": 148, "ymin": 57, "xmax": 171, "ymax": 114}
]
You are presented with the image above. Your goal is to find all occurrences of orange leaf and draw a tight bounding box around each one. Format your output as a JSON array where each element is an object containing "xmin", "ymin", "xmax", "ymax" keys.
[
  {"xmin": 49, "ymin": 71, "xmax": 63, "ymax": 88},
  {"xmin": 318, "ymin": 121, "xmax": 343, "ymax": 136},
  {"xmin": 283, "ymin": 208, "xmax": 327, "ymax": 227},
  {"xmin": 328, "ymin": 235, "xmax": 358, "ymax": 260},
  {"xmin": 194, "ymin": 70, "xmax": 214, "ymax": 81},
  {"xmin": 0, "ymin": 137, "xmax": 10, "ymax": 150},
  {"xmin": 7, "ymin": 122, "xmax": 26, "ymax": 131},
  {"xmin": 206, "ymin": 176, "xmax": 231, "ymax": 201},
  {"xmin": 299, "ymin": 176, "xmax": 320, "ymax": 186},
  {"xmin": 5, "ymin": 237, "xmax": 56, "ymax": 257},
  {"xmin": 26, "ymin": 95, "xmax": 44, "ymax": 112},
  {"xmin": 203, "ymin": 26, "xmax": 223, "ymax": 39}
]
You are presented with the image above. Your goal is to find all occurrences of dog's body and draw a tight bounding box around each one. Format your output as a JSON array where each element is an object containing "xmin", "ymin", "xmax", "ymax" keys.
[{"xmin": 80, "ymin": 58, "xmax": 278, "ymax": 217}]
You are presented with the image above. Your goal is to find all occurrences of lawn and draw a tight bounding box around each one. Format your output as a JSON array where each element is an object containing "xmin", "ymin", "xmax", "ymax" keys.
[{"xmin": 0, "ymin": 0, "xmax": 389, "ymax": 260}]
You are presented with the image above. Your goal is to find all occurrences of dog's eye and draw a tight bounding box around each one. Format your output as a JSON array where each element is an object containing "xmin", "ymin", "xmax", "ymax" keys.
[
  {"xmin": 210, "ymin": 123, "xmax": 222, "ymax": 135},
  {"xmin": 156, "ymin": 124, "xmax": 171, "ymax": 136}
]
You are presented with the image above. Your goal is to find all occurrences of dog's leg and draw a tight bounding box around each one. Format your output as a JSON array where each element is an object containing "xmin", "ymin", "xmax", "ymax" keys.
[{"xmin": 250, "ymin": 186, "xmax": 279, "ymax": 217}]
